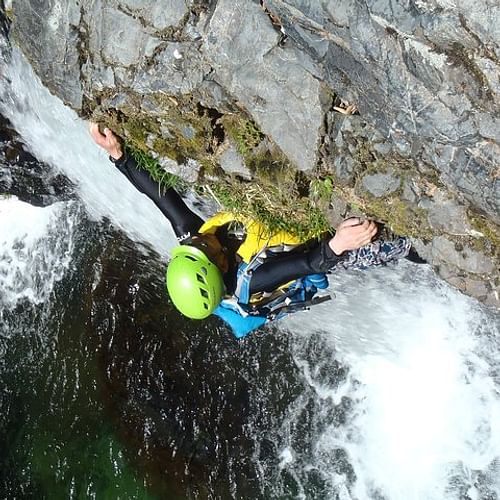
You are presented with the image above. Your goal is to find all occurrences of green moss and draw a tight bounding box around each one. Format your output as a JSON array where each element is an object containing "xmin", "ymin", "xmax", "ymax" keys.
[
  {"xmin": 467, "ymin": 210, "xmax": 500, "ymax": 257},
  {"xmin": 322, "ymin": 168, "xmax": 433, "ymax": 239},
  {"xmin": 220, "ymin": 114, "xmax": 265, "ymax": 163},
  {"xmin": 92, "ymin": 91, "xmax": 220, "ymax": 179},
  {"xmin": 125, "ymin": 144, "xmax": 184, "ymax": 191},
  {"xmin": 364, "ymin": 196, "xmax": 432, "ymax": 239}
]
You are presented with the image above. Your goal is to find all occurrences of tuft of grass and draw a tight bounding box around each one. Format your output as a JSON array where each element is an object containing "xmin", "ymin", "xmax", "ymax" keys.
[
  {"xmin": 125, "ymin": 144, "xmax": 184, "ymax": 191},
  {"xmin": 207, "ymin": 174, "xmax": 332, "ymax": 242},
  {"xmin": 309, "ymin": 176, "xmax": 335, "ymax": 203}
]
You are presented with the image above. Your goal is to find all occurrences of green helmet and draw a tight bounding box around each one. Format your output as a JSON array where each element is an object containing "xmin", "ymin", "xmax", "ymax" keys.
[{"xmin": 166, "ymin": 245, "xmax": 224, "ymax": 319}]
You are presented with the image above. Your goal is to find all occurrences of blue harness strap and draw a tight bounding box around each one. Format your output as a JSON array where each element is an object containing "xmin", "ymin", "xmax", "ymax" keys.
[{"xmin": 215, "ymin": 254, "xmax": 330, "ymax": 338}]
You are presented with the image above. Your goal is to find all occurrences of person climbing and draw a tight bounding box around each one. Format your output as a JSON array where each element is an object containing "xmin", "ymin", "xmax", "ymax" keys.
[{"xmin": 89, "ymin": 123, "xmax": 421, "ymax": 338}]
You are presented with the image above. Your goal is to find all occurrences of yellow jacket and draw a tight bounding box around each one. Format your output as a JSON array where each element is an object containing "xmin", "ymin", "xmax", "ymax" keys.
[{"xmin": 198, "ymin": 212, "xmax": 302, "ymax": 263}]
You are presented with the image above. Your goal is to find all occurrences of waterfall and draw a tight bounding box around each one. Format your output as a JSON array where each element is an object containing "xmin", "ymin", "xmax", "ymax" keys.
[
  {"xmin": 280, "ymin": 265, "xmax": 500, "ymax": 499},
  {"xmin": 0, "ymin": 47, "xmax": 177, "ymax": 257}
]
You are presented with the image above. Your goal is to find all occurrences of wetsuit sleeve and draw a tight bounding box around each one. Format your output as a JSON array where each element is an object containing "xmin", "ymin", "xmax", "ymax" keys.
[
  {"xmin": 111, "ymin": 152, "xmax": 204, "ymax": 240},
  {"xmin": 248, "ymin": 239, "xmax": 345, "ymax": 294}
]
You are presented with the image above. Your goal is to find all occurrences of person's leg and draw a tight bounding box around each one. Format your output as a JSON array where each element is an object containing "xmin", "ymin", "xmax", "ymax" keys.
[{"xmin": 337, "ymin": 237, "xmax": 411, "ymax": 271}]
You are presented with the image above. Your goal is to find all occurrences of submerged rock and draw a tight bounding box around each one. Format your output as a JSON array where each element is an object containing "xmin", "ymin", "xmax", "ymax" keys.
[{"xmin": 0, "ymin": 115, "xmax": 74, "ymax": 206}]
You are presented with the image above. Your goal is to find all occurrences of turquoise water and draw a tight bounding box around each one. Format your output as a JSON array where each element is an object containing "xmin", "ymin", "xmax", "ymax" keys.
[{"xmin": 0, "ymin": 214, "xmax": 153, "ymax": 499}]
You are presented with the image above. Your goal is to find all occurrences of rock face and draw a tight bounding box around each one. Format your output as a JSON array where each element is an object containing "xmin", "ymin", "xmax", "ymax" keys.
[
  {"xmin": 8, "ymin": 0, "xmax": 500, "ymax": 307},
  {"xmin": 203, "ymin": 0, "xmax": 326, "ymax": 171},
  {"xmin": 265, "ymin": 0, "xmax": 500, "ymax": 222}
]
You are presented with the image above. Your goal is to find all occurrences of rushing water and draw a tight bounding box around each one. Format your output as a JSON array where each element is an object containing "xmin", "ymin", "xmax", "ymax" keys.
[{"xmin": 1, "ymin": 29, "xmax": 499, "ymax": 500}]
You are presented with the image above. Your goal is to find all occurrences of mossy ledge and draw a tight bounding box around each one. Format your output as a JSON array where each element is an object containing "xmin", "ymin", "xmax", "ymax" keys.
[
  {"xmin": 91, "ymin": 92, "xmax": 333, "ymax": 240},
  {"xmin": 90, "ymin": 92, "xmax": 499, "ymax": 261}
]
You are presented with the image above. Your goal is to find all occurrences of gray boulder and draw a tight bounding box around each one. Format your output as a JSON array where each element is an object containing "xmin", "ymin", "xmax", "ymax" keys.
[
  {"xmin": 361, "ymin": 170, "xmax": 401, "ymax": 197},
  {"xmin": 432, "ymin": 236, "xmax": 495, "ymax": 275},
  {"xmin": 219, "ymin": 141, "xmax": 252, "ymax": 180}
]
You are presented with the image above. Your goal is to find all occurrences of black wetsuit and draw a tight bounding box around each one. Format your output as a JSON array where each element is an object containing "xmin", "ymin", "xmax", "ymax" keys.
[{"xmin": 112, "ymin": 153, "xmax": 344, "ymax": 295}]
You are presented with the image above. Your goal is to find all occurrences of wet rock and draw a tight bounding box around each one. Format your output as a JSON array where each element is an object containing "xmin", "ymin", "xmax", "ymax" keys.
[
  {"xmin": 0, "ymin": 116, "xmax": 75, "ymax": 206},
  {"xmin": 484, "ymin": 289, "xmax": 500, "ymax": 309},
  {"xmin": 465, "ymin": 279, "xmax": 489, "ymax": 300},
  {"xmin": 11, "ymin": 0, "xmax": 82, "ymax": 108},
  {"xmin": 411, "ymin": 238, "xmax": 433, "ymax": 264},
  {"xmin": 219, "ymin": 141, "xmax": 251, "ymax": 180},
  {"xmin": 361, "ymin": 170, "xmax": 401, "ymax": 197},
  {"xmin": 432, "ymin": 236, "xmax": 495, "ymax": 275},
  {"xmin": 445, "ymin": 275, "xmax": 467, "ymax": 292}
]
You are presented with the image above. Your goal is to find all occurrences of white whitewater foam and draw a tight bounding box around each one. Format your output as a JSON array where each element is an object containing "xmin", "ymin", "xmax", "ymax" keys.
[
  {"xmin": 283, "ymin": 262, "xmax": 500, "ymax": 499},
  {"xmin": 0, "ymin": 196, "xmax": 74, "ymax": 307}
]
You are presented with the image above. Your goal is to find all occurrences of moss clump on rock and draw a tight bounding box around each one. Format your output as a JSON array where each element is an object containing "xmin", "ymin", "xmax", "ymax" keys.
[
  {"xmin": 92, "ymin": 92, "xmax": 218, "ymax": 170},
  {"xmin": 219, "ymin": 114, "xmax": 264, "ymax": 163},
  {"xmin": 149, "ymin": 94, "xmax": 218, "ymax": 167},
  {"xmin": 318, "ymin": 171, "xmax": 433, "ymax": 239},
  {"xmin": 467, "ymin": 210, "xmax": 500, "ymax": 258},
  {"xmin": 210, "ymin": 114, "xmax": 332, "ymax": 240}
]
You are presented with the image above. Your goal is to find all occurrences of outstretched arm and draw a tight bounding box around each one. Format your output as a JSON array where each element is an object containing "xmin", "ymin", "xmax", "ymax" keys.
[
  {"xmin": 89, "ymin": 123, "xmax": 204, "ymax": 240},
  {"xmin": 249, "ymin": 218, "xmax": 379, "ymax": 294}
]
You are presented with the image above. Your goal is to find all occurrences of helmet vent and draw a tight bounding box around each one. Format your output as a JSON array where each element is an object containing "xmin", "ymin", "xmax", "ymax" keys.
[
  {"xmin": 200, "ymin": 289, "xmax": 209, "ymax": 299},
  {"xmin": 185, "ymin": 255, "xmax": 197, "ymax": 261},
  {"xmin": 196, "ymin": 273, "xmax": 206, "ymax": 284}
]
